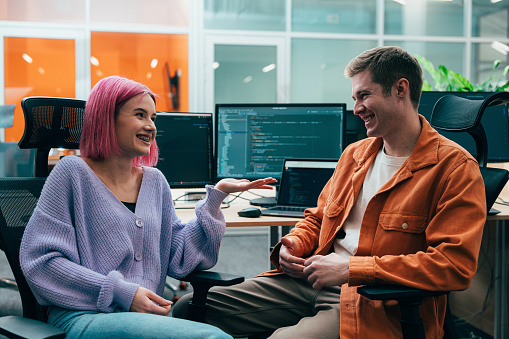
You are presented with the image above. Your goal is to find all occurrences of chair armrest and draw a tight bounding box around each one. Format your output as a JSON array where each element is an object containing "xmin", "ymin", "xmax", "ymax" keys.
[
  {"xmin": 0, "ymin": 316, "xmax": 66, "ymax": 339},
  {"xmin": 357, "ymin": 285, "xmax": 447, "ymax": 301},
  {"xmin": 180, "ymin": 270, "xmax": 244, "ymax": 322},
  {"xmin": 182, "ymin": 270, "xmax": 244, "ymax": 287},
  {"xmin": 357, "ymin": 285, "xmax": 449, "ymax": 339}
]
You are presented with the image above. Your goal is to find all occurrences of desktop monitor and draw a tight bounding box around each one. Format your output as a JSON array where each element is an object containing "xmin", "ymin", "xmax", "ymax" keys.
[
  {"xmin": 215, "ymin": 103, "xmax": 346, "ymax": 181},
  {"xmin": 155, "ymin": 112, "xmax": 214, "ymax": 188},
  {"xmin": 345, "ymin": 109, "xmax": 367, "ymax": 146},
  {"xmin": 418, "ymin": 91, "xmax": 509, "ymax": 162}
]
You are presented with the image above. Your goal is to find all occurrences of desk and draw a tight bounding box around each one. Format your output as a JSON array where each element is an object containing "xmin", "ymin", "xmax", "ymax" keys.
[{"xmin": 172, "ymin": 188, "xmax": 298, "ymax": 248}]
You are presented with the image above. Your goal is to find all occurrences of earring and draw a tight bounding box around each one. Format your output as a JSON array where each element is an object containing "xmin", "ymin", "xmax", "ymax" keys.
[{"xmin": 400, "ymin": 95, "xmax": 403, "ymax": 98}]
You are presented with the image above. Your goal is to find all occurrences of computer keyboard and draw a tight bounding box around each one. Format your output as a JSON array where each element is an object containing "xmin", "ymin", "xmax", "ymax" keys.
[{"xmin": 268, "ymin": 206, "xmax": 307, "ymax": 212}]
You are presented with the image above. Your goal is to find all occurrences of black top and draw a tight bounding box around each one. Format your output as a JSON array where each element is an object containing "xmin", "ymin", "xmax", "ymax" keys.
[{"xmin": 122, "ymin": 201, "xmax": 136, "ymax": 213}]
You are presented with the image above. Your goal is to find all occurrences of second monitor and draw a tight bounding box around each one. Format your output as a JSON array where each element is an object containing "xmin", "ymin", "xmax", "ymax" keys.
[
  {"xmin": 215, "ymin": 103, "xmax": 346, "ymax": 181},
  {"xmin": 155, "ymin": 112, "xmax": 214, "ymax": 188}
]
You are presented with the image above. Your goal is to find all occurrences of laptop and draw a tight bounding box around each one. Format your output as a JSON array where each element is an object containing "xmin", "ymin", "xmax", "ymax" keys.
[{"xmin": 261, "ymin": 159, "xmax": 337, "ymax": 218}]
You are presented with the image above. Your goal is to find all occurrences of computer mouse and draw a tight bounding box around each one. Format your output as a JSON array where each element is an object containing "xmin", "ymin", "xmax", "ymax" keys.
[{"xmin": 237, "ymin": 207, "xmax": 262, "ymax": 218}]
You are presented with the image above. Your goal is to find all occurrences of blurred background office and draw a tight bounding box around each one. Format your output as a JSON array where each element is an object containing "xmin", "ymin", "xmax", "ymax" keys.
[{"xmin": 0, "ymin": 1, "xmax": 508, "ymax": 337}]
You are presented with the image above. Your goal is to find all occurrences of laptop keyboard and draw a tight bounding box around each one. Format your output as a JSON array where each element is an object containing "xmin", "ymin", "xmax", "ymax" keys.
[{"xmin": 269, "ymin": 206, "xmax": 307, "ymax": 212}]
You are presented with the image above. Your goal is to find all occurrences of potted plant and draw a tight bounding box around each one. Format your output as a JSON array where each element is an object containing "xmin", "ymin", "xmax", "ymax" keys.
[{"xmin": 414, "ymin": 55, "xmax": 509, "ymax": 92}]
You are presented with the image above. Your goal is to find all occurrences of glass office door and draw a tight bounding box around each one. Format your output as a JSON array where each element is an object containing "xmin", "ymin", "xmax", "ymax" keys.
[
  {"xmin": 1, "ymin": 28, "xmax": 87, "ymax": 143},
  {"xmin": 204, "ymin": 36, "xmax": 286, "ymax": 113}
]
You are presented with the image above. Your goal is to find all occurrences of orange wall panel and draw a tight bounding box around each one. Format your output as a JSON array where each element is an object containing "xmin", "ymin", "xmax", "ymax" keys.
[
  {"xmin": 4, "ymin": 37, "xmax": 75, "ymax": 142},
  {"xmin": 91, "ymin": 32, "xmax": 188, "ymax": 112}
]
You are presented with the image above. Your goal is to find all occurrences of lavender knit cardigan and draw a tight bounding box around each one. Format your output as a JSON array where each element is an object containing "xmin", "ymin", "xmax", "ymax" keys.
[{"xmin": 19, "ymin": 155, "xmax": 228, "ymax": 313}]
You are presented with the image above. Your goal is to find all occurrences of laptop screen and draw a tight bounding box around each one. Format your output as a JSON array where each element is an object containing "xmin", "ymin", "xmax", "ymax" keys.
[{"xmin": 277, "ymin": 159, "xmax": 337, "ymax": 207}]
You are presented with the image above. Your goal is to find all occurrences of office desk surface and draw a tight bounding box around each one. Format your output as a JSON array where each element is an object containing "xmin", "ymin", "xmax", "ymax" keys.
[
  {"xmin": 173, "ymin": 188, "xmax": 509, "ymax": 225},
  {"xmin": 172, "ymin": 188, "xmax": 299, "ymax": 227},
  {"xmin": 488, "ymin": 202, "xmax": 509, "ymax": 220}
]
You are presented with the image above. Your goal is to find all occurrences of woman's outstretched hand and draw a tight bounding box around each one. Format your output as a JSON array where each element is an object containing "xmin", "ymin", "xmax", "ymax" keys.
[{"xmin": 215, "ymin": 177, "xmax": 277, "ymax": 194}]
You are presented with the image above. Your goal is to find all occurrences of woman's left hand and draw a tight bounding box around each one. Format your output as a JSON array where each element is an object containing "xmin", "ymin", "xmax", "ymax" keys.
[{"xmin": 215, "ymin": 177, "xmax": 277, "ymax": 194}]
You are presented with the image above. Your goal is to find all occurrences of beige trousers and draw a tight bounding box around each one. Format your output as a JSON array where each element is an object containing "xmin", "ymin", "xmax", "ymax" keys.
[{"xmin": 172, "ymin": 275, "xmax": 341, "ymax": 339}]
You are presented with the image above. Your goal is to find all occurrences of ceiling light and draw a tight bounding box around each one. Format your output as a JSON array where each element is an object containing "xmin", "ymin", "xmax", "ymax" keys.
[
  {"xmin": 491, "ymin": 41, "xmax": 509, "ymax": 55},
  {"xmin": 150, "ymin": 59, "xmax": 158, "ymax": 69},
  {"xmin": 90, "ymin": 56, "xmax": 99, "ymax": 66},
  {"xmin": 22, "ymin": 54, "xmax": 33, "ymax": 63},
  {"xmin": 262, "ymin": 64, "xmax": 276, "ymax": 73}
]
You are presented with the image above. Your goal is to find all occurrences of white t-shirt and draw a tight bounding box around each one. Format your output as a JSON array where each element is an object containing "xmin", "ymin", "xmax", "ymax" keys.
[{"xmin": 334, "ymin": 146, "xmax": 409, "ymax": 258}]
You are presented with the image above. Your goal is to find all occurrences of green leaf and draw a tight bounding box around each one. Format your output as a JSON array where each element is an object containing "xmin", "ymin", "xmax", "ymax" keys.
[
  {"xmin": 503, "ymin": 65, "xmax": 509, "ymax": 76},
  {"xmin": 496, "ymin": 81, "xmax": 509, "ymax": 92},
  {"xmin": 448, "ymin": 69, "xmax": 473, "ymax": 91},
  {"xmin": 493, "ymin": 59, "xmax": 501, "ymax": 70},
  {"xmin": 436, "ymin": 65, "xmax": 449, "ymax": 91},
  {"xmin": 415, "ymin": 55, "xmax": 442, "ymax": 90}
]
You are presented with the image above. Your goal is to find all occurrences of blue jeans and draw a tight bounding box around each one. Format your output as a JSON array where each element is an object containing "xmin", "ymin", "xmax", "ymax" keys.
[{"xmin": 47, "ymin": 306, "xmax": 233, "ymax": 339}]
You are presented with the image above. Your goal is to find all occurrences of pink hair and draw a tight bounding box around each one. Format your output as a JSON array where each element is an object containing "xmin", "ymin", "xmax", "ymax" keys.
[{"xmin": 80, "ymin": 76, "xmax": 158, "ymax": 167}]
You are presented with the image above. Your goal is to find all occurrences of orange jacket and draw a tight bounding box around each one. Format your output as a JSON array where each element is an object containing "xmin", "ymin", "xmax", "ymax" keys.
[{"xmin": 262, "ymin": 116, "xmax": 486, "ymax": 338}]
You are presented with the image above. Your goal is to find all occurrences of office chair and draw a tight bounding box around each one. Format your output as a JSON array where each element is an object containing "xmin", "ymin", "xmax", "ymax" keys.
[
  {"xmin": 0, "ymin": 96, "xmax": 85, "ymax": 338},
  {"xmin": 18, "ymin": 97, "xmax": 85, "ymax": 177},
  {"xmin": 358, "ymin": 91, "xmax": 509, "ymax": 339},
  {"xmin": 0, "ymin": 104, "xmax": 19, "ymax": 289}
]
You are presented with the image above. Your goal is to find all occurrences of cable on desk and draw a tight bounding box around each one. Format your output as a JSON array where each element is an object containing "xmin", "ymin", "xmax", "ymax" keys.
[
  {"xmin": 172, "ymin": 190, "xmax": 272, "ymax": 209},
  {"xmin": 495, "ymin": 196, "xmax": 509, "ymax": 206},
  {"xmin": 172, "ymin": 191, "xmax": 236, "ymax": 209}
]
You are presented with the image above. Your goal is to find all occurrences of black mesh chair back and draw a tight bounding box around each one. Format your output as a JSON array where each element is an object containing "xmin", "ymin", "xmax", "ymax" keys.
[
  {"xmin": 0, "ymin": 177, "xmax": 47, "ymax": 322},
  {"xmin": 18, "ymin": 97, "xmax": 85, "ymax": 177}
]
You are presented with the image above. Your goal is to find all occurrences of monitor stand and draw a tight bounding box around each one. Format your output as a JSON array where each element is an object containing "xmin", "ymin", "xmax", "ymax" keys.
[{"xmin": 250, "ymin": 196, "xmax": 276, "ymax": 207}]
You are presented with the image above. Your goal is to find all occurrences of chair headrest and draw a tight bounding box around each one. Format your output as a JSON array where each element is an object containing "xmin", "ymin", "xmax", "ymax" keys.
[
  {"xmin": 18, "ymin": 97, "xmax": 85, "ymax": 150},
  {"xmin": 430, "ymin": 92, "xmax": 509, "ymax": 132}
]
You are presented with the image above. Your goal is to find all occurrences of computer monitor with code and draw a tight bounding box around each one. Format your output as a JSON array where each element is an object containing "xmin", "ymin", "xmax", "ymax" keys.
[{"xmin": 215, "ymin": 103, "xmax": 346, "ymax": 182}]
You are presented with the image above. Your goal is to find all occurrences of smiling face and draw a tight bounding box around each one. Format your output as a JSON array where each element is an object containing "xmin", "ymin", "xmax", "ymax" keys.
[
  {"xmin": 114, "ymin": 93, "xmax": 157, "ymax": 159},
  {"xmin": 351, "ymin": 70, "xmax": 404, "ymax": 142}
]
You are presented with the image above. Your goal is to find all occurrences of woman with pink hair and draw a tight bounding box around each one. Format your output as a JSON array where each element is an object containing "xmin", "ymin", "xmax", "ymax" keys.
[{"xmin": 20, "ymin": 75, "xmax": 276, "ymax": 339}]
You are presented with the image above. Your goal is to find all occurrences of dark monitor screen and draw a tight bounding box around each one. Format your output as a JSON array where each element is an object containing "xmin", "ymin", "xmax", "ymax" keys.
[
  {"xmin": 215, "ymin": 103, "xmax": 346, "ymax": 180},
  {"xmin": 155, "ymin": 112, "xmax": 214, "ymax": 188},
  {"xmin": 418, "ymin": 91, "xmax": 509, "ymax": 162}
]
